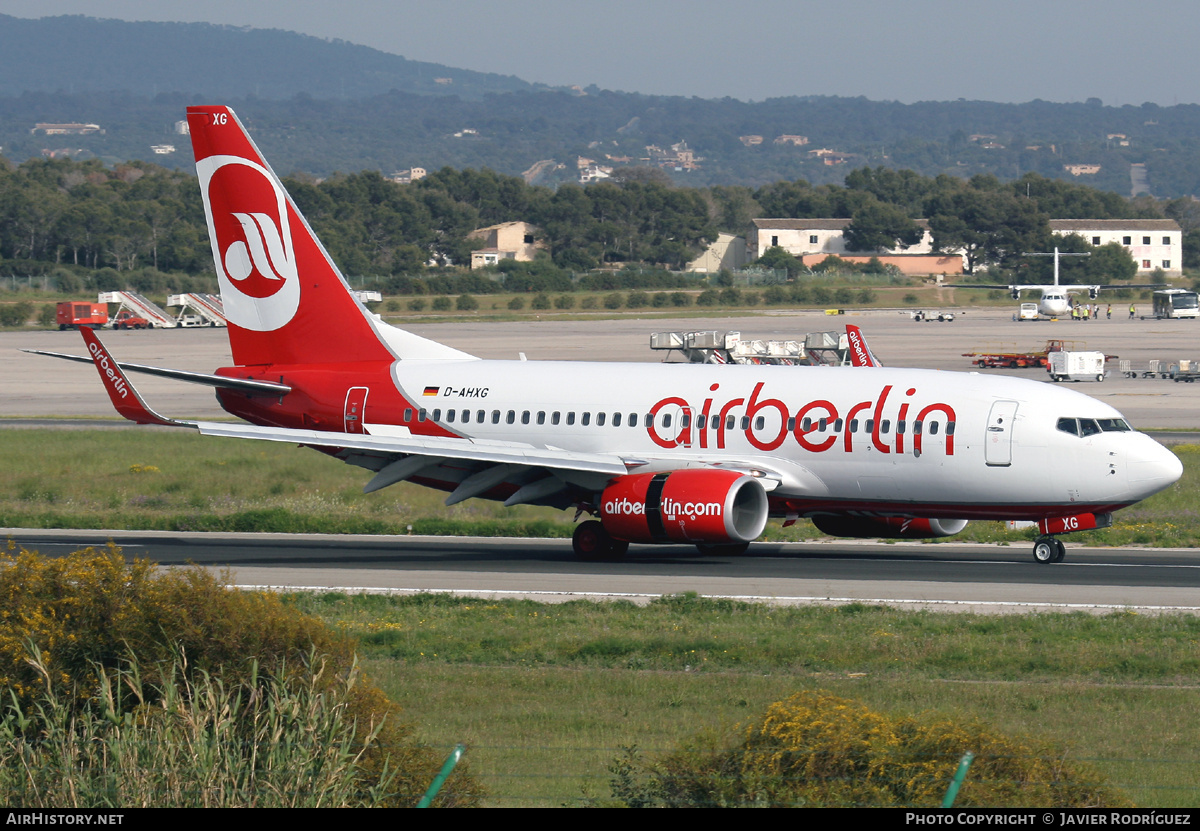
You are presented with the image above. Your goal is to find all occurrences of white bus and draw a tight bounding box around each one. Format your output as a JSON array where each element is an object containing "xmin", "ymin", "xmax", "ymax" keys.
[{"xmin": 1152, "ymin": 289, "xmax": 1199, "ymax": 319}]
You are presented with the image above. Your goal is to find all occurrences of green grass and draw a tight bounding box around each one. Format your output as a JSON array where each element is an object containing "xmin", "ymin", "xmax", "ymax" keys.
[{"xmin": 288, "ymin": 593, "xmax": 1200, "ymax": 807}]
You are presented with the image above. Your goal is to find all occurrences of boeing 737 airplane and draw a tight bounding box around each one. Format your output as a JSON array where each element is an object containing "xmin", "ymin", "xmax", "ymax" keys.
[{"xmin": 28, "ymin": 107, "xmax": 1183, "ymax": 564}]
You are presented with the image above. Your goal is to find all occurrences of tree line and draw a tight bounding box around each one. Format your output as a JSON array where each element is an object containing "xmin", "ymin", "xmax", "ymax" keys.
[{"xmin": 0, "ymin": 154, "xmax": 1194, "ymax": 294}]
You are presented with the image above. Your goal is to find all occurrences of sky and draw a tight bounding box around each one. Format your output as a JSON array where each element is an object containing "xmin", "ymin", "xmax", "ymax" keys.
[{"xmin": 2, "ymin": 0, "xmax": 1196, "ymax": 106}]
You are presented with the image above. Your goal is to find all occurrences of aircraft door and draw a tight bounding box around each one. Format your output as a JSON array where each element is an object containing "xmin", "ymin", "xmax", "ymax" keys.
[
  {"xmin": 985, "ymin": 400, "xmax": 1018, "ymax": 466},
  {"xmin": 344, "ymin": 387, "xmax": 369, "ymax": 434}
]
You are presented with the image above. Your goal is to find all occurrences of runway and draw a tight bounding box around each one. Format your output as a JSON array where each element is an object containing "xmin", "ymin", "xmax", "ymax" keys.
[{"xmin": 7, "ymin": 529, "xmax": 1200, "ymax": 614}]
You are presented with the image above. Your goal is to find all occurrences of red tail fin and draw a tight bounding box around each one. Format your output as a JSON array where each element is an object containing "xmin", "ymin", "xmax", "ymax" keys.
[
  {"xmin": 187, "ymin": 106, "xmax": 471, "ymax": 368},
  {"xmin": 845, "ymin": 324, "xmax": 882, "ymax": 367}
]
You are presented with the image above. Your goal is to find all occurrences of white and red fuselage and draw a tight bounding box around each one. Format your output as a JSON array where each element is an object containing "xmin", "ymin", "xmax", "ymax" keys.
[{"xmin": 41, "ymin": 105, "xmax": 1182, "ymax": 558}]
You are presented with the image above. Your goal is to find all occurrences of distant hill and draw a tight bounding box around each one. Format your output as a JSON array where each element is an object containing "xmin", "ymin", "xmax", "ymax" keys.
[
  {"xmin": 0, "ymin": 15, "xmax": 538, "ymax": 100},
  {"xmin": 4, "ymin": 16, "xmax": 1200, "ymax": 199}
]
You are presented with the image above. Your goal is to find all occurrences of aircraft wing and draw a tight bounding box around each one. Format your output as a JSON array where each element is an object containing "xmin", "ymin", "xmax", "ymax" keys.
[
  {"xmin": 194, "ymin": 420, "xmax": 631, "ymax": 477},
  {"xmin": 21, "ymin": 347, "xmax": 291, "ymax": 395}
]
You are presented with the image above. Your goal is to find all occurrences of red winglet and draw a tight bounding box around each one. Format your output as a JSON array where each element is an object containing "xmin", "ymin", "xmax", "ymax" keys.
[
  {"xmin": 79, "ymin": 328, "xmax": 186, "ymax": 426},
  {"xmin": 845, "ymin": 324, "xmax": 882, "ymax": 367}
]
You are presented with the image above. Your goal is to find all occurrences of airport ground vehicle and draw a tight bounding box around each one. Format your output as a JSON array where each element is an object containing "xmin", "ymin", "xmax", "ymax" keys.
[
  {"xmin": 55, "ymin": 302, "xmax": 107, "ymax": 330},
  {"xmin": 1047, "ymin": 351, "xmax": 1106, "ymax": 382},
  {"xmin": 27, "ymin": 106, "xmax": 1183, "ymax": 566},
  {"xmin": 1150, "ymin": 289, "xmax": 1199, "ymax": 320},
  {"xmin": 963, "ymin": 339, "xmax": 1074, "ymax": 369}
]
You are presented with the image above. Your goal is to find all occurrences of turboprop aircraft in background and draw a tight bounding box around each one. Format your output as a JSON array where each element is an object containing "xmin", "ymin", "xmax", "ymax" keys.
[
  {"xmin": 950, "ymin": 247, "xmax": 1161, "ymax": 318},
  {"xmin": 25, "ymin": 107, "xmax": 1183, "ymax": 565}
]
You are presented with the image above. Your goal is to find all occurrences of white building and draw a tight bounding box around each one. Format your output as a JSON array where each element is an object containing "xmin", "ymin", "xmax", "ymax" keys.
[
  {"xmin": 1048, "ymin": 219, "xmax": 1182, "ymax": 277},
  {"xmin": 747, "ymin": 218, "xmax": 937, "ymax": 260}
]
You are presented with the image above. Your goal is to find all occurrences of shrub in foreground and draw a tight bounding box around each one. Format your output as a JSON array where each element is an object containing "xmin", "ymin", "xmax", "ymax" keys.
[
  {"xmin": 609, "ymin": 691, "xmax": 1130, "ymax": 808},
  {"xmin": 0, "ymin": 545, "xmax": 482, "ymax": 807}
]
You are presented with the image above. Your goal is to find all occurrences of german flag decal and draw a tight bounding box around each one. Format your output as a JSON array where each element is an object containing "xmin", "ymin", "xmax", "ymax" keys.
[{"xmin": 423, "ymin": 386, "xmax": 439, "ymax": 397}]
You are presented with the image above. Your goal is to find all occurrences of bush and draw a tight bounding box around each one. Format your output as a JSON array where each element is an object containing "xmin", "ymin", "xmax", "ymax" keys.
[
  {"xmin": 0, "ymin": 545, "xmax": 483, "ymax": 808},
  {"xmin": 603, "ymin": 292, "xmax": 625, "ymax": 310},
  {"xmin": 431, "ymin": 296, "xmax": 453, "ymax": 312},
  {"xmin": 696, "ymin": 289, "xmax": 719, "ymax": 307},
  {"xmin": 670, "ymin": 292, "xmax": 692, "ymax": 307},
  {"xmin": 507, "ymin": 296, "xmax": 525, "ymax": 310},
  {"xmin": 38, "ymin": 304, "xmax": 57, "ymax": 327},
  {"xmin": 626, "ymin": 291, "xmax": 649, "ymax": 309},
  {"xmin": 580, "ymin": 296, "xmax": 598, "ymax": 309},
  {"xmin": 718, "ymin": 288, "xmax": 742, "ymax": 306},
  {"xmin": 607, "ymin": 691, "xmax": 1130, "ymax": 808},
  {"xmin": 554, "ymin": 294, "xmax": 575, "ymax": 310},
  {"xmin": 531, "ymin": 292, "xmax": 552, "ymax": 310},
  {"xmin": 0, "ymin": 302, "xmax": 34, "ymax": 327},
  {"xmin": 455, "ymin": 293, "xmax": 478, "ymax": 311},
  {"xmin": 407, "ymin": 298, "xmax": 427, "ymax": 312}
]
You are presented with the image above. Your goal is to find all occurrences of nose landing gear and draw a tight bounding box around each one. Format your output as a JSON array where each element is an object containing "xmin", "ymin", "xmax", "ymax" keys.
[{"xmin": 1032, "ymin": 536, "xmax": 1066, "ymax": 564}]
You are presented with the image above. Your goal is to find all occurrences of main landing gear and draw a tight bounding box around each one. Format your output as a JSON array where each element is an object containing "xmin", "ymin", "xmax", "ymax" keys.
[
  {"xmin": 1032, "ymin": 536, "xmax": 1066, "ymax": 564},
  {"xmin": 572, "ymin": 520, "xmax": 629, "ymax": 561}
]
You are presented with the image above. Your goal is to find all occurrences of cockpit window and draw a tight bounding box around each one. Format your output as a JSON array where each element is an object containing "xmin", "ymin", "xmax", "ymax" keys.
[{"xmin": 1058, "ymin": 416, "xmax": 1133, "ymax": 437}]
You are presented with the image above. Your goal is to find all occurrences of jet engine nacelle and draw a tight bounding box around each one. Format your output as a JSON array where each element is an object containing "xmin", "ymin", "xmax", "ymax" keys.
[
  {"xmin": 600, "ymin": 469, "xmax": 768, "ymax": 545},
  {"xmin": 811, "ymin": 516, "xmax": 969, "ymax": 539}
]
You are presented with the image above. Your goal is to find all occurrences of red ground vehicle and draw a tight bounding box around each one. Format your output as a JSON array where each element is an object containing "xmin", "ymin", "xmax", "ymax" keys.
[
  {"xmin": 113, "ymin": 310, "xmax": 151, "ymax": 330},
  {"xmin": 963, "ymin": 339, "xmax": 1074, "ymax": 369},
  {"xmin": 56, "ymin": 302, "xmax": 108, "ymax": 330}
]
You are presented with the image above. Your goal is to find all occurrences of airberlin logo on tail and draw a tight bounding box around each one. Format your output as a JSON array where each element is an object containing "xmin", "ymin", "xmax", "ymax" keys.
[{"xmin": 196, "ymin": 155, "xmax": 300, "ymax": 332}]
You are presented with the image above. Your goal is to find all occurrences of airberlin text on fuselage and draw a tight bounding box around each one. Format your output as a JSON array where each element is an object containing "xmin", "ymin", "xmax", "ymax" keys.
[
  {"xmin": 87, "ymin": 342, "xmax": 129, "ymax": 399},
  {"xmin": 646, "ymin": 381, "xmax": 957, "ymax": 456}
]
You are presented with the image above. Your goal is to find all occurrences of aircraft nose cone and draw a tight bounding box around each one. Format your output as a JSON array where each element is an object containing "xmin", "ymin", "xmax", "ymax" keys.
[{"xmin": 1128, "ymin": 438, "xmax": 1183, "ymax": 499}]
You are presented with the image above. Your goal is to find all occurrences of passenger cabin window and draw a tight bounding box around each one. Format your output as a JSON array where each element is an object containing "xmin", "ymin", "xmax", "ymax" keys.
[
  {"xmin": 522, "ymin": 411, "xmax": 530, "ymax": 425},
  {"xmin": 551, "ymin": 412, "xmax": 561, "ymax": 425},
  {"xmin": 596, "ymin": 412, "xmax": 605, "ymax": 426},
  {"xmin": 491, "ymin": 410, "xmax": 501, "ymax": 424},
  {"xmin": 567, "ymin": 412, "xmax": 576, "ymax": 426},
  {"xmin": 537, "ymin": 412, "xmax": 546, "ymax": 425},
  {"xmin": 476, "ymin": 410, "xmax": 485, "ymax": 423},
  {"xmin": 506, "ymin": 411, "xmax": 515, "ymax": 424},
  {"xmin": 404, "ymin": 408, "xmax": 413, "ymax": 423},
  {"xmin": 446, "ymin": 409, "xmax": 456, "ymax": 423},
  {"xmin": 613, "ymin": 413, "xmax": 622, "ymax": 427},
  {"xmin": 417, "ymin": 409, "xmax": 427, "ymax": 422},
  {"xmin": 432, "ymin": 409, "xmax": 441, "ymax": 421}
]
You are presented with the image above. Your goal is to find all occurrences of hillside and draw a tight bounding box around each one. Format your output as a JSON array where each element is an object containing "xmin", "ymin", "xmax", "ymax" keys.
[
  {"xmin": 3, "ymin": 16, "xmax": 1200, "ymax": 197},
  {"xmin": 0, "ymin": 14, "xmax": 536, "ymax": 100}
]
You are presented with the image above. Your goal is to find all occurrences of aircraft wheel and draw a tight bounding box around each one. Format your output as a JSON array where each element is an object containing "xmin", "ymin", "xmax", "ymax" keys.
[
  {"xmin": 696, "ymin": 542, "xmax": 750, "ymax": 556},
  {"xmin": 1052, "ymin": 539, "xmax": 1066, "ymax": 563},
  {"xmin": 1033, "ymin": 538, "xmax": 1057, "ymax": 564},
  {"xmin": 573, "ymin": 520, "xmax": 624, "ymax": 561}
]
